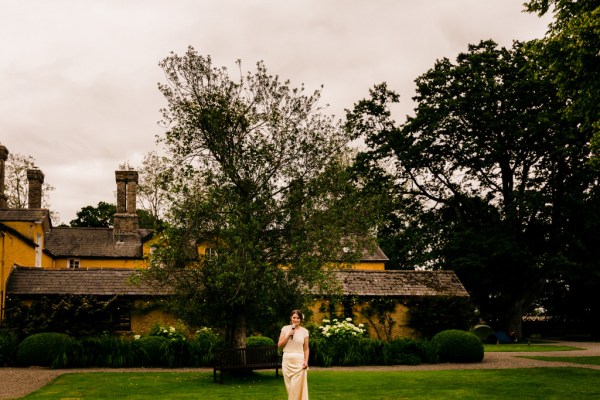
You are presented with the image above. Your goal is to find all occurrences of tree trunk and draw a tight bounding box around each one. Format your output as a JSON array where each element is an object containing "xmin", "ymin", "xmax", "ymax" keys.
[{"xmin": 232, "ymin": 314, "xmax": 247, "ymax": 348}]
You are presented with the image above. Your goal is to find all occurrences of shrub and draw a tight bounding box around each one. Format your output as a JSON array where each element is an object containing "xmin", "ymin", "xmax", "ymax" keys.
[
  {"xmin": 246, "ymin": 335, "xmax": 275, "ymax": 347},
  {"xmin": 17, "ymin": 332, "xmax": 78, "ymax": 368},
  {"xmin": 78, "ymin": 335, "xmax": 141, "ymax": 368},
  {"xmin": 188, "ymin": 327, "xmax": 224, "ymax": 367},
  {"xmin": 0, "ymin": 330, "xmax": 19, "ymax": 366},
  {"xmin": 137, "ymin": 335, "xmax": 170, "ymax": 367},
  {"xmin": 149, "ymin": 324, "xmax": 187, "ymax": 342},
  {"xmin": 432, "ymin": 329, "xmax": 484, "ymax": 363},
  {"xmin": 407, "ymin": 297, "xmax": 476, "ymax": 338}
]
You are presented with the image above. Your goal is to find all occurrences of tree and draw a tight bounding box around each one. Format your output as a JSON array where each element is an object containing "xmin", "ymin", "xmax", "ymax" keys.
[
  {"xmin": 70, "ymin": 201, "xmax": 158, "ymax": 230},
  {"xmin": 146, "ymin": 47, "xmax": 384, "ymax": 347},
  {"xmin": 70, "ymin": 202, "xmax": 116, "ymax": 227},
  {"xmin": 347, "ymin": 40, "xmax": 594, "ymax": 336},
  {"xmin": 525, "ymin": 0, "xmax": 600, "ymax": 164},
  {"xmin": 4, "ymin": 152, "xmax": 58, "ymax": 223}
]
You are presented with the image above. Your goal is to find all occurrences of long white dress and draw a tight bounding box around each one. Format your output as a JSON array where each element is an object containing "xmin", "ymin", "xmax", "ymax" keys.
[{"xmin": 281, "ymin": 325, "xmax": 309, "ymax": 400}]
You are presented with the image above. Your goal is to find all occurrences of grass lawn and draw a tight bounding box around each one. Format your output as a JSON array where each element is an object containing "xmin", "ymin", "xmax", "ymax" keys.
[
  {"xmin": 483, "ymin": 343, "xmax": 582, "ymax": 352},
  {"xmin": 20, "ymin": 368, "xmax": 600, "ymax": 400},
  {"xmin": 519, "ymin": 356, "xmax": 600, "ymax": 365}
]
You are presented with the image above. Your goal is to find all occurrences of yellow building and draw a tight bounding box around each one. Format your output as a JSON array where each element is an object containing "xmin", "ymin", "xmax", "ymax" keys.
[{"xmin": 0, "ymin": 143, "xmax": 468, "ymax": 338}]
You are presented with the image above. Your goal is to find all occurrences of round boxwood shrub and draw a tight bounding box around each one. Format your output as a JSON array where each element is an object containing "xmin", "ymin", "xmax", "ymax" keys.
[
  {"xmin": 17, "ymin": 332, "xmax": 77, "ymax": 367},
  {"xmin": 432, "ymin": 329, "xmax": 484, "ymax": 363},
  {"xmin": 246, "ymin": 335, "xmax": 275, "ymax": 347}
]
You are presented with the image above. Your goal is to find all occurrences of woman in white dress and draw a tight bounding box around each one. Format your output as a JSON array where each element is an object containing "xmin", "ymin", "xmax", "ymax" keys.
[{"xmin": 278, "ymin": 309, "xmax": 309, "ymax": 400}]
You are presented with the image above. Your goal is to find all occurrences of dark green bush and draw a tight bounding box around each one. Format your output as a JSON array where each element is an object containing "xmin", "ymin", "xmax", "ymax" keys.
[
  {"xmin": 309, "ymin": 336, "xmax": 437, "ymax": 367},
  {"xmin": 407, "ymin": 297, "xmax": 476, "ymax": 338},
  {"xmin": 246, "ymin": 335, "xmax": 275, "ymax": 347},
  {"xmin": 0, "ymin": 330, "xmax": 19, "ymax": 366},
  {"xmin": 17, "ymin": 332, "xmax": 78, "ymax": 368},
  {"xmin": 187, "ymin": 328, "xmax": 225, "ymax": 367},
  {"xmin": 432, "ymin": 329, "xmax": 484, "ymax": 363},
  {"xmin": 77, "ymin": 335, "xmax": 141, "ymax": 368},
  {"xmin": 137, "ymin": 335, "xmax": 170, "ymax": 367}
]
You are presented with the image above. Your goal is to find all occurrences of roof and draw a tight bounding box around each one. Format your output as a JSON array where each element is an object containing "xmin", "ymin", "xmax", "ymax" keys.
[
  {"xmin": 328, "ymin": 269, "xmax": 469, "ymax": 297},
  {"xmin": 44, "ymin": 227, "xmax": 153, "ymax": 258},
  {"xmin": 0, "ymin": 209, "xmax": 52, "ymax": 231},
  {"xmin": 359, "ymin": 245, "xmax": 389, "ymax": 262},
  {"xmin": 7, "ymin": 267, "xmax": 467, "ymax": 298},
  {"xmin": 6, "ymin": 267, "xmax": 173, "ymax": 296}
]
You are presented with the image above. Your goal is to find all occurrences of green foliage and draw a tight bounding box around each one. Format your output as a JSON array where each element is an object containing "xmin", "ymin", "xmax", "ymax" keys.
[
  {"xmin": 383, "ymin": 338, "xmax": 439, "ymax": 365},
  {"xmin": 432, "ymin": 330, "xmax": 484, "ymax": 363},
  {"xmin": 316, "ymin": 317, "xmax": 368, "ymax": 339},
  {"xmin": 407, "ymin": 297, "xmax": 475, "ymax": 339},
  {"xmin": 149, "ymin": 323, "xmax": 187, "ymax": 342},
  {"xmin": 70, "ymin": 201, "xmax": 116, "ymax": 227},
  {"xmin": 4, "ymin": 295, "xmax": 116, "ymax": 338},
  {"xmin": 137, "ymin": 335, "xmax": 170, "ymax": 367},
  {"xmin": 246, "ymin": 335, "xmax": 275, "ymax": 347},
  {"xmin": 0, "ymin": 329, "xmax": 19, "ymax": 366},
  {"xmin": 76, "ymin": 335, "xmax": 141, "ymax": 368},
  {"xmin": 17, "ymin": 332, "xmax": 78, "ymax": 368},
  {"xmin": 309, "ymin": 335, "xmax": 437, "ymax": 367},
  {"xmin": 148, "ymin": 47, "xmax": 385, "ymax": 347}
]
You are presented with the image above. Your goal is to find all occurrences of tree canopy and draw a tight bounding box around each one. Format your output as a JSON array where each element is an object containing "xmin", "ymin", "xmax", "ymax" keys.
[
  {"xmin": 347, "ymin": 39, "xmax": 596, "ymax": 336},
  {"xmin": 146, "ymin": 48, "xmax": 384, "ymax": 346}
]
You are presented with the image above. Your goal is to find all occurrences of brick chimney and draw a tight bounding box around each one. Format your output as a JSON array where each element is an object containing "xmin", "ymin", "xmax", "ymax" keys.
[
  {"xmin": 27, "ymin": 169, "xmax": 45, "ymax": 209},
  {"xmin": 114, "ymin": 170, "xmax": 139, "ymax": 236},
  {"xmin": 0, "ymin": 145, "xmax": 8, "ymax": 208}
]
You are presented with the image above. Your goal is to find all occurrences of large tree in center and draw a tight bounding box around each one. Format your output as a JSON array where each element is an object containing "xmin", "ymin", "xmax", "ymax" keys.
[{"xmin": 147, "ymin": 48, "xmax": 383, "ymax": 346}]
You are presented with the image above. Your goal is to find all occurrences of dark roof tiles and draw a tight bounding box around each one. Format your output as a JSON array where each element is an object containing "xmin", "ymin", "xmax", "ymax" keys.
[
  {"xmin": 7, "ymin": 267, "xmax": 467, "ymax": 298},
  {"xmin": 44, "ymin": 227, "xmax": 149, "ymax": 258},
  {"xmin": 330, "ymin": 269, "xmax": 469, "ymax": 297},
  {"xmin": 6, "ymin": 267, "xmax": 172, "ymax": 296}
]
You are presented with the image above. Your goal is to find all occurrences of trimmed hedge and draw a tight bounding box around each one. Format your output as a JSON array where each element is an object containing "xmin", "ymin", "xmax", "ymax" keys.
[
  {"xmin": 246, "ymin": 335, "xmax": 275, "ymax": 347},
  {"xmin": 0, "ymin": 330, "xmax": 19, "ymax": 366},
  {"xmin": 432, "ymin": 329, "xmax": 484, "ymax": 363},
  {"xmin": 17, "ymin": 332, "xmax": 78, "ymax": 368}
]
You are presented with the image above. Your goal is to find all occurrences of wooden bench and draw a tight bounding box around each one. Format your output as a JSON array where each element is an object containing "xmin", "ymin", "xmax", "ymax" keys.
[{"xmin": 213, "ymin": 345, "xmax": 282, "ymax": 383}]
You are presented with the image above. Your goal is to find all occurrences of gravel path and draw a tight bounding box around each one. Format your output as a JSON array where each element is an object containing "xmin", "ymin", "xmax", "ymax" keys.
[{"xmin": 1, "ymin": 341, "xmax": 599, "ymax": 400}]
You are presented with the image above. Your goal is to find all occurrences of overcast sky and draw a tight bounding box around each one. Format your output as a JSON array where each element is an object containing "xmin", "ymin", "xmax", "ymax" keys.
[{"xmin": 0, "ymin": 0, "xmax": 552, "ymax": 225}]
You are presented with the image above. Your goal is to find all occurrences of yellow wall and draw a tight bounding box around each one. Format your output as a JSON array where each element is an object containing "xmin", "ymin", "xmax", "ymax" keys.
[
  {"xmin": 50, "ymin": 258, "xmax": 147, "ymax": 270},
  {"xmin": 308, "ymin": 299, "xmax": 417, "ymax": 340}
]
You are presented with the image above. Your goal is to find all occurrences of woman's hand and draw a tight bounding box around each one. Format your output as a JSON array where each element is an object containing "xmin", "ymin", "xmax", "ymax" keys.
[{"xmin": 302, "ymin": 361, "xmax": 308, "ymax": 369}]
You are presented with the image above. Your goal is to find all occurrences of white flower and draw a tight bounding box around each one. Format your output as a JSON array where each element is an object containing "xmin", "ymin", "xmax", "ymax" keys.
[
  {"xmin": 169, "ymin": 326, "xmax": 176, "ymax": 332},
  {"xmin": 358, "ymin": 324, "xmax": 364, "ymax": 328},
  {"xmin": 346, "ymin": 318, "xmax": 352, "ymax": 322},
  {"xmin": 322, "ymin": 319, "xmax": 330, "ymax": 324},
  {"xmin": 134, "ymin": 335, "xmax": 141, "ymax": 340}
]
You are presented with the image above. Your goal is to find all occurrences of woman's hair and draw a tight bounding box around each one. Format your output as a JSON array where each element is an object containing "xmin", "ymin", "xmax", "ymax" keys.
[{"xmin": 290, "ymin": 309, "xmax": 303, "ymax": 321}]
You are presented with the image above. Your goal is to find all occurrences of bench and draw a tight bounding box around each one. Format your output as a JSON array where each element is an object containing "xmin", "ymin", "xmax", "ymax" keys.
[{"xmin": 213, "ymin": 345, "xmax": 282, "ymax": 383}]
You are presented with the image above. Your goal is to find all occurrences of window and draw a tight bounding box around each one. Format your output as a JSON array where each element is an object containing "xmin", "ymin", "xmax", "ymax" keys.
[
  {"xmin": 35, "ymin": 234, "xmax": 43, "ymax": 267},
  {"xmin": 111, "ymin": 300, "xmax": 131, "ymax": 331},
  {"xmin": 68, "ymin": 259, "xmax": 80, "ymax": 269}
]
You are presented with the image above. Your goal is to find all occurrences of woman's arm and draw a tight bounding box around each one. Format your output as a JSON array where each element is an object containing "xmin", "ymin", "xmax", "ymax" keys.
[
  {"xmin": 303, "ymin": 335, "xmax": 309, "ymax": 368},
  {"xmin": 278, "ymin": 327, "xmax": 292, "ymax": 349}
]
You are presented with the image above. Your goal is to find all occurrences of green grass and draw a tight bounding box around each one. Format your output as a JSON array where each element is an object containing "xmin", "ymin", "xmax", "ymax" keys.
[
  {"xmin": 483, "ymin": 343, "xmax": 582, "ymax": 352},
  {"xmin": 20, "ymin": 368, "xmax": 600, "ymax": 400},
  {"xmin": 519, "ymin": 356, "xmax": 600, "ymax": 365}
]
